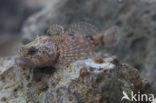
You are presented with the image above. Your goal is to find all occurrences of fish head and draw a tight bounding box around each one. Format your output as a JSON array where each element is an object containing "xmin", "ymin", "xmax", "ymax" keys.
[{"xmin": 17, "ymin": 36, "xmax": 57, "ymax": 68}]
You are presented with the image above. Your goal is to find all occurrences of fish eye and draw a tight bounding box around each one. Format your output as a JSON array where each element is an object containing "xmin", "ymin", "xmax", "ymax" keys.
[
  {"xmin": 68, "ymin": 33, "xmax": 74, "ymax": 36},
  {"xmin": 28, "ymin": 47, "xmax": 38, "ymax": 55}
]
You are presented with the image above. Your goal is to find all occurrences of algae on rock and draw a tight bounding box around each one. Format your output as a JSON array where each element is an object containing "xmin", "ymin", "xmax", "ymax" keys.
[{"xmin": 0, "ymin": 56, "xmax": 152, "ymax": 103}]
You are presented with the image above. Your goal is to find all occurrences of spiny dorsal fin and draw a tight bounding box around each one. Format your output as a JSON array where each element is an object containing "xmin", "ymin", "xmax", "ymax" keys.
[
  {"xmin": 66, "ymin": 22, "xmax": 98, "ymax": 36},
  {"xmin": 47, "ymin": 24, "xmax": 64, "ymax": 35},
  {"xmin": 58, "ymin": 35, "xmax": 94, "ymax": 66}
]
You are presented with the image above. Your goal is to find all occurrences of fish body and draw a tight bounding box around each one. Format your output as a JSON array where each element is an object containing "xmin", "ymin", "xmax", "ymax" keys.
[{"xmin": 17, "ymin": 23, "xmax": 118, "ymax": 68}]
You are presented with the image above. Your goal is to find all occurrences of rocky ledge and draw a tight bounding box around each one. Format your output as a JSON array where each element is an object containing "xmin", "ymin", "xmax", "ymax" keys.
[{"xmin": 0, "ymin": 56, "xmax": 153, "ymax": 103}]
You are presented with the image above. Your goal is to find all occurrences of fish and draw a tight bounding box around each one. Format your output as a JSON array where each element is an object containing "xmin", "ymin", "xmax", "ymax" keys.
[{"xmin": 16, "ymin": 23, "xmax": 119, "ymax": 68}]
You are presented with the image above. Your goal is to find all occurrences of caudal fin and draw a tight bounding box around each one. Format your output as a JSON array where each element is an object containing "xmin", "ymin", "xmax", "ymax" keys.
[
  {"xmin": 93, "ymin": 26, "xmax": 119, "ymax": 48},
  {"xmin": 102, "ymin": 26, "xmax": 119, "ymax": 46}
]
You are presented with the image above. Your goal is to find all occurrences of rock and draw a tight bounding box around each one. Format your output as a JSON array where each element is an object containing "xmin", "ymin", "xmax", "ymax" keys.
[
  {"xmin": 0, "ymin": 56, "xmax": 153, "ymax": 103},
  {"xmin": 21, "ymin": 0, "xmax": 156, "ymax": 91},
  {"xmin": 0, "ymin": 57, "xmax": 27, "ymax": 103}
]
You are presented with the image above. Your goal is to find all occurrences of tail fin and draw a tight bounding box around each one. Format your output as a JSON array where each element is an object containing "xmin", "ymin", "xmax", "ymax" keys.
[
  {"xmin": 93, "ymin": 26, "xmax": 119, "ymax": 48},
  {"xmin": 102, "ymin": 26, "xmax": 119, "ymax": 46}
]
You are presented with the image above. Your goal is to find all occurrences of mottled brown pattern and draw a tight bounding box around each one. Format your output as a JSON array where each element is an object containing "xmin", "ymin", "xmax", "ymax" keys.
[{"xmin": 18, "ymin": 23, "xmax": 118, "ymax": 68}]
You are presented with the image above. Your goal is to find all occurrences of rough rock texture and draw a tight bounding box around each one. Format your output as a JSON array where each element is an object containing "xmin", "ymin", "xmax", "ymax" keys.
[
  {"xmin": 22, "ymin": 0, "xmax": 156, "ymax": 90},
  {"xmin": 0, "ymin": 56, "xmax": 153, "ymax": 103},
  {"xmin": 0, "ymin": 57, "xmax": 26, "ymax": 103}
]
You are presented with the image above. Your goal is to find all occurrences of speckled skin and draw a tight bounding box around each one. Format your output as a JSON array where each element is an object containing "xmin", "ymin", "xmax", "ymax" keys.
[{"xmin": 18, "ymin": 23, "xmax": 118, "ymax": 68}]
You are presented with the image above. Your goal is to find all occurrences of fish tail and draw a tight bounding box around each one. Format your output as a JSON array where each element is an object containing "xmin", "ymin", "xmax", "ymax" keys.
[{"xmin": 93, "ymin": 26, "xmax": 119, "ymax": 48}]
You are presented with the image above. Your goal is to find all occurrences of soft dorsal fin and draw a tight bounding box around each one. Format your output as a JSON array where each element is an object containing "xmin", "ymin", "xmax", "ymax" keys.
[
  {"xmin": 66, "ymin": 22, "xmax": 98, "ymax": 36},
  {"xmin": 47, "ymin": 24, "xmax": 64, "ymax": 35}
]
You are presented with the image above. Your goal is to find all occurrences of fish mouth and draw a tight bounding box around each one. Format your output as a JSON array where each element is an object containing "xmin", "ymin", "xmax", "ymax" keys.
[{"xmin": 15, "ymin": 56, "xmax": 35, "ymax": 68}]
